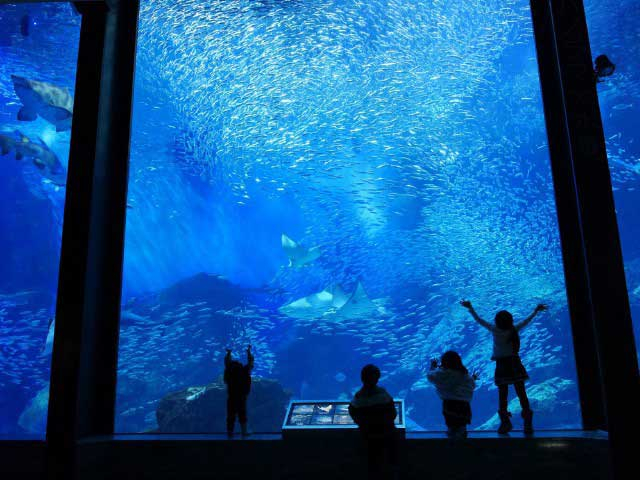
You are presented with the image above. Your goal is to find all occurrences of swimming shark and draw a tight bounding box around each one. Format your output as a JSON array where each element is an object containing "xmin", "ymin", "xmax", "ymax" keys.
[
  {"xmin": 0, "ymin": 131, "xmax": 67, "ymax": 186},
  {"xmin": 281, "ymin": 234, "xmax": 321, "ymax": 267},
  {"xmin": 12, "ymin": 75, "xmax": 74, "ymax": 132}
]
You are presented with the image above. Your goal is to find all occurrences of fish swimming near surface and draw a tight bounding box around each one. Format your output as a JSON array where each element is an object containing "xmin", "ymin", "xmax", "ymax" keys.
[
  {"xmin": 11, "ymin": 75, "xmax": 74, "ymax": 132},
  {"xmin": 0, "ymin": 130, "xmax": 67, "ymax": 185},
  {"xmin": 281, "ymin": 233, "xmax": 321, "ymax": 267}
]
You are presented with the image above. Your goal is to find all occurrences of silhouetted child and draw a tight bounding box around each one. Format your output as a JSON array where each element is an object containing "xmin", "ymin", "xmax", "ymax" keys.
[
  {"xmin": 427, "ymin": 351, "xmax": 476, "ymax": 439},
  {"xmin": 349, "ymin": 364, "xmax": 398, "ymax": 480},
  {"xmin": 224, "ymin": 345, "xmax": 254, "ymax": 437},
  {"xmin": 461, "ymin": 300, "xmax": 547, "ymax": 434}
]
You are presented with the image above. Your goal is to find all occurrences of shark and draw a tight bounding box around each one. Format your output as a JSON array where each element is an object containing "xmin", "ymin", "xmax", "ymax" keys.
[
  {"xmin": 279, "ymin": 282, "xmax": 382, "ymax": 320},
  {"xmin": 12, "ymin": 75, "xmax": 74, "ymax": 132},
  {"xmin": 0, "ymin": 130, "xmax": 67, "ymax": 186},
  {"xmin": 281, "ymin": 234, "xmax": 322, "ymax": 267}
]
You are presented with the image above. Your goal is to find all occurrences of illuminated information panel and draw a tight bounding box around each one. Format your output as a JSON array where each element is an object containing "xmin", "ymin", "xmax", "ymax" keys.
[{"xmin": 282, "ymin": 400, "xmax": 405, "ymax": 438}]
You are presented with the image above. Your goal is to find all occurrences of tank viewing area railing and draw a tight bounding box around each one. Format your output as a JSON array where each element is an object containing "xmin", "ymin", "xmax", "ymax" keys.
[{"xmin": 0, "ymin": 1, "xmax": 639, "ymax": 480}]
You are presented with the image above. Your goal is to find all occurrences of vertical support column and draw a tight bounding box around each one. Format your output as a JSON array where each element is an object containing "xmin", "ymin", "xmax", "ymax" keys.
[
  {"xmin": 46, "ymin": 0, "xmax": 139, "ymax": 478},
  {"xmin": 46, "ymin": 3, "xmax": 107, "ymax": 478},
  {"xmin": 531, "ymin": 0, "xmax": 640, "ymax": 478},
  {"xmin": 75, "ymin": 0, "xmax": 139, "ymax": 438},
  {"xmin": 529, "ymin": 0, "xmax": 606, "ymax": 431}
]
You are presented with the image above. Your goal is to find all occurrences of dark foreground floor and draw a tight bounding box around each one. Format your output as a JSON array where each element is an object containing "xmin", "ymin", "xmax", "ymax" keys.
[{"xmin": 1, "ymin": 430, "xmax": 610, "ymax": 480}]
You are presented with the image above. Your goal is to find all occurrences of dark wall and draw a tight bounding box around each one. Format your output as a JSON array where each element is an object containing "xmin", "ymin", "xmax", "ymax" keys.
[{"xmin": 70, "ymin": 435, "xmax": 611, "ymax": 480}]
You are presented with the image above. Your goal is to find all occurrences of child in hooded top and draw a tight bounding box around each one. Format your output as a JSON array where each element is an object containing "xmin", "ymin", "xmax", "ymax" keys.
[
  {"xmin": 349, "ymin": 364, "xmax": 398, "ymax": 480},
  {"xmin": 427, "ymin": 351, "xmax": 476, "ymax": 439},
  {"xmin": 461, "ymin": 300, "xmax": 547, "ymax": 435}
]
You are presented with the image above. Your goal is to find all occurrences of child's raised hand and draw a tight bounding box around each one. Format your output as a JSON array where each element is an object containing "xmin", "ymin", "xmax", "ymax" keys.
[
  {"xmin": 535, "ymin": 303, "xmax": 548, "ymax": 313},
  {"xmin": 460, "ymin": 300, "xmax": 472, "ymax": 309},
  {"xmin": 430, "ymin": 359, "xmax": 439, "ymax": 370}
]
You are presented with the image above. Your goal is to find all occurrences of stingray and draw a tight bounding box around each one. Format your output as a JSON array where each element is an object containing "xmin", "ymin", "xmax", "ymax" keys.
[
  {"xmin": 278, "ymin": 284, "xmax": 345, "ymax": 319},
  {"xmin": 279, "ymin": 283, "xmax": 379, "ymax": 320},
  {"xmin": 12, "ymin": 75, "xmax": 74, "ymax": 132},
  {"xmin": 334, "ymin": 282, "xmax": 379, "ymax": 319},
  {"xmin": 281, "ymin": 234, "xmax": 321, "ymax": 267}
]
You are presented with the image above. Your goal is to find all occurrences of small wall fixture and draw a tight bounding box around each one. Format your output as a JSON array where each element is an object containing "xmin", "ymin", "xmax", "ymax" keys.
[{"xmin": 594, "ymin": 54, "xmax": 616, "ymax": 82}]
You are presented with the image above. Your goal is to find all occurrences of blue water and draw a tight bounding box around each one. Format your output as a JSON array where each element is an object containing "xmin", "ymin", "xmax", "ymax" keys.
[
  {"xmin": 0, "ymin": 0, "xmax": 637, "ymax": 436},
  {"xmin": 0, "ymin": 2, "xmax": 79, "ymax": 436}
]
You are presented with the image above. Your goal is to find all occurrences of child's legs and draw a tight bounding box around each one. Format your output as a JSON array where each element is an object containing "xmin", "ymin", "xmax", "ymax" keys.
[
  {"xmin": 514, "ymin": 381, "xmax": 531, "ymax": 411},
  {"xmin": 226, "ymin": 396, "xmax": 238, "ymax": 431},
  {"xmin": 498, "ymin": 384, "xmax": 509, "ymax": 411},
  {"xmin": 366, "ymin": 437, "xmax": 384, "ymax": 478},
  {"xmin": 238, "ymin": 396, "xmax": 248, "ymax": 425}
]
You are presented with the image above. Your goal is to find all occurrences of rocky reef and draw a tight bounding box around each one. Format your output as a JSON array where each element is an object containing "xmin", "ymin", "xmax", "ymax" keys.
[{"xmin": 156, "ymin": 378, "xmax": 291, "ymax": 433}]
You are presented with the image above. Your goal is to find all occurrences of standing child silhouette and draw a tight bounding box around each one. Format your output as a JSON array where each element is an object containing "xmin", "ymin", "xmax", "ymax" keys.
[
  {"xmin": 460, "ymin": 300, "xmax": 547, "ymax": 434},
  {"xmin": 349, "ymin": 364, "xmax": 399, "ymax": 480},
  {"xmin": 224, "ymin": 345, "xmax": 254, "ymax": 437}
]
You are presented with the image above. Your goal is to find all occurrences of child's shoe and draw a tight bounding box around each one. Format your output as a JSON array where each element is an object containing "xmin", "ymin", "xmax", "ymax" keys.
[
  {"xmin": 240, "ymin": 423, "xmax": 251, "ymax": 438},
  {"xmin": 522, "ymin": 409, "xmax": 534, "ymax": 435},
  {"xmin": 497, "ymin": 410, "xmax": 513, "ymax": 435}
]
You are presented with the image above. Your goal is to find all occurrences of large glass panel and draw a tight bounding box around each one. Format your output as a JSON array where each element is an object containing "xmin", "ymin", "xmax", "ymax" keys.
[
  {"xmin": 117, "ymin": 0, "xmax": 580, "ymax": 433},
  {"xmin": 0, "ymin": 3, "xmax": 80, "ymax": 437},
  {"xmin": 585, "ymin": 0, "xmax": 640, "ymax": 366}
]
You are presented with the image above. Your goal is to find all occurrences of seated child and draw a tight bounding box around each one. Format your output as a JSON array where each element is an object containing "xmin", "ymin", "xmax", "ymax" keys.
[{"xmin": 427, "ymin": 351, "xmax": 476, "ymax": 439}]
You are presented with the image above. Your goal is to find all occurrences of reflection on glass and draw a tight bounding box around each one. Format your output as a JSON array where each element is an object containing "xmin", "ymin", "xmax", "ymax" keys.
[
  {"xmin": 0, "ymin": 3, "xmax": 79, "ymax": 437},
  {"xmin": 117, "ymin": 0, "xmax": 581, "ymax": 433}
]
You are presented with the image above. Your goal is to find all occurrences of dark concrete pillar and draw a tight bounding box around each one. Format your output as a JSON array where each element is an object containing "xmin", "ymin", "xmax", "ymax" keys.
[
  {"xmin": 46, "ymin": 0, "xmax": 138, "ymax": 478},
  {"xmin": 529, "ymin": 0, "xmax": 606, "ymax": 431},
  {"xmin": 530, "ymin": 0, "xmax": 639, "ymax": 478}
]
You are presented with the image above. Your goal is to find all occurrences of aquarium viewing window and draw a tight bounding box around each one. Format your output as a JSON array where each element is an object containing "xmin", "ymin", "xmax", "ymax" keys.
[
  {"xmin": 0, "ymin": 2, "xmax": 80, "ymax": 438},
  {"xmin": 584, "ymin": 0, "xmax": 640, "ymax": 367},
  {"xmin": 2, "ymin": 0, "xmax": 638, "ymax": 477},
  {"xmin": 114, "ymin": 0, "xmax": 583, "ymax": 434}
]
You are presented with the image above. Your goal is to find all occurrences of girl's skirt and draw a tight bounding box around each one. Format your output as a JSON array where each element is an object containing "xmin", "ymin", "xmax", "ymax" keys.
[{"xmin": 494, "ymin": 355, "xmax": 529, "ymax": 386}]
